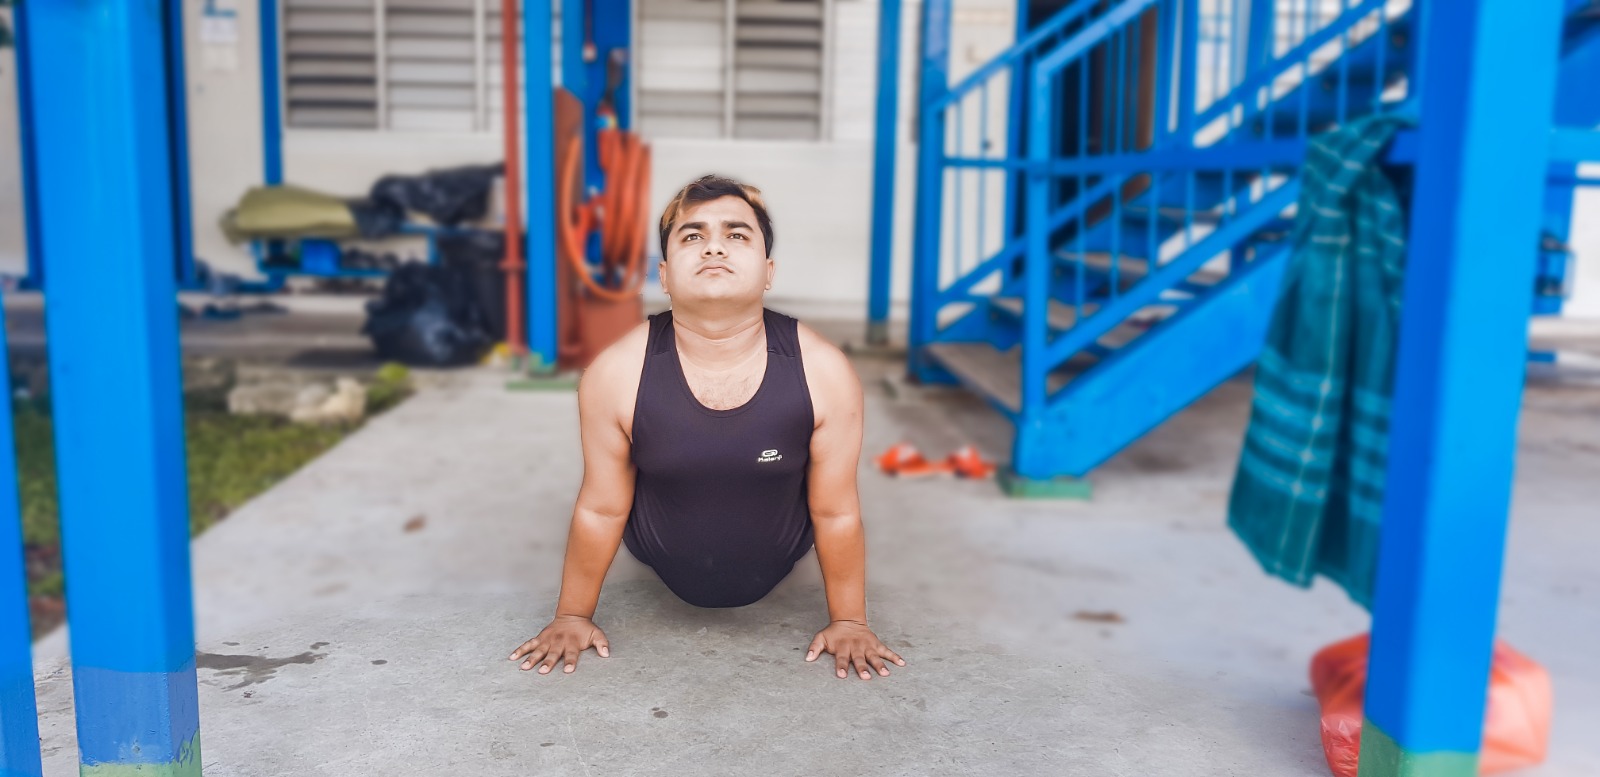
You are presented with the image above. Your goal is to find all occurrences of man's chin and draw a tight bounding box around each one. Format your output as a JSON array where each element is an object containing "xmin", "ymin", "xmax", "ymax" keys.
[{"xmin": 673, "ymin": 290, "xmax": 765, "ymax": 308}]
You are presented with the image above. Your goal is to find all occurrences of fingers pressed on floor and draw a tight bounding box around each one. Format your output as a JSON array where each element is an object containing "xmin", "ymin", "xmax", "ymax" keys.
[
  {"xmin": 853, "ymin": 656, "xmax": 873, "ymax": 679},
  {"xmin": 521, "ymin": 646, "xmax": 550, "ymax": 670}
]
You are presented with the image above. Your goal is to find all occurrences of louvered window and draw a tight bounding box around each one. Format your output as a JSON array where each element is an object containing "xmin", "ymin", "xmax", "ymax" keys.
[
  {"xmin": 638, "ymin": 0, "xmax": 832, "ymax": 141},
  {"xmin": 283, "ymin": 0, "xmax": 560, "ymax": 131}
]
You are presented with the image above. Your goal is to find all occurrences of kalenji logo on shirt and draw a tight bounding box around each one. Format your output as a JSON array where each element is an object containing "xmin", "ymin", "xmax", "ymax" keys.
[{"xmin": 757, "ymin": 449, "xmax": 783, "ymax": 463}]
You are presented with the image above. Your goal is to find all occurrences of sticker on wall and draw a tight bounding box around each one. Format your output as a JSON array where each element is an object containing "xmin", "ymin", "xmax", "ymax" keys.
[{"xmin": 199, "ymin": 0, "xmax": 239, "ymax": 72}]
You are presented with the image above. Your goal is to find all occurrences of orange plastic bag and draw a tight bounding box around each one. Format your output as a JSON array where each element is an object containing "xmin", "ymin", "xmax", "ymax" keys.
[{"xmin": 1310, "ymin": 634, "xmax": 1552, "ymax": 777}]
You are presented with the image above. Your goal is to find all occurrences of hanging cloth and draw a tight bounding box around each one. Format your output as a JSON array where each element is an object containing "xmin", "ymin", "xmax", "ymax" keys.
[{"xmin": 1227, "ymin": 114, "xmax": 1411, "ymax": 609}]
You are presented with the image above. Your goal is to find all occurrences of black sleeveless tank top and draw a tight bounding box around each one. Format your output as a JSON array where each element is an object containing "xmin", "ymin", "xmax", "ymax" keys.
[{"xmin": 622, "ymin": 308, "xmax": 816, "ymax": 608}]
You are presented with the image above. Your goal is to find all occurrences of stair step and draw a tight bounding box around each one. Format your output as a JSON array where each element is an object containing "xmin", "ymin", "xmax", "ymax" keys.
[
  {"xmin": 1121, "ymin": 205, "xmax": 1225, "ymax": 226},
  {"xmin": 1052, "ymin": 251, "xmax": 1228, "ymax": 292},
  {"xmin": 925, "ymin": 342, "xmax": 1070, "ymax": 414},
  {"xmin": 987, "ymin": 297, "xmax": 1154, "ymax": 350},
  {"xmin": 989, "ymin": 297, "xmax": 1096, "ymax": 331}
]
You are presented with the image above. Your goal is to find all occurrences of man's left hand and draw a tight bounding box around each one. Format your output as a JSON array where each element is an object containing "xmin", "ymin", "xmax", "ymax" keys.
[{"xmin": 805, "ymin": 620, "xmax": 906, "ymax": 680}]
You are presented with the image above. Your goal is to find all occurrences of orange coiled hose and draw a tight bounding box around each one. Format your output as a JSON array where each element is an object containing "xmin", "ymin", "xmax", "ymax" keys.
[{"xmin": 557, "ymin": 128, "xmax": 650, "ymax": 303}]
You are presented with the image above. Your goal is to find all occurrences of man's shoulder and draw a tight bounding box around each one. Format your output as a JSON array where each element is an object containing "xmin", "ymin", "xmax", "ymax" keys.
[
  {"xmin": 793, "ymin": 322, "xmax": 860, "ymax": 410},
  {"xmin": 794, "ymin": 322, "xmax": 848, "ymax": 372},
  {"xmin": 581, "ymin": 320, "xmax": 653, "ymax": 395}
]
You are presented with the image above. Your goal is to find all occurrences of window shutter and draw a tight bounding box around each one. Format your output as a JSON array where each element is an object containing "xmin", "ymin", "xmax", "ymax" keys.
[
  {"xmin": 284, "ymin": 0, "xmax": 381, "ymax": 128},
  {"xmin": 636, "ymin": 0, "xmax": 729, "ymax": 139},
  {"xmin": 733, "ymin": 0, "xmax": 823, "ymax": 140}
]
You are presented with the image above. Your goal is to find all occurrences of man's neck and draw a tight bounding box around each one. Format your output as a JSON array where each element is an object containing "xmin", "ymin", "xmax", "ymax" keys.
[{"xmin": 672, "ymin": 304, "xmax": 766, "ymax": 371}]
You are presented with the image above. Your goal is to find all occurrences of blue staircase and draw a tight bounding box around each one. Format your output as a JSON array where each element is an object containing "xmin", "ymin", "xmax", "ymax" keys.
[{"xmin": 909, "ymin": 0, "xmax": 1600, "ymax": 485}]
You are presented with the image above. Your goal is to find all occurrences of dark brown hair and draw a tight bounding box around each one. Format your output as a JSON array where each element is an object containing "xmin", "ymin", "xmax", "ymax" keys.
[{"xmin": 657, "ymin": 175, "xmax": 774, "ymax": 259}]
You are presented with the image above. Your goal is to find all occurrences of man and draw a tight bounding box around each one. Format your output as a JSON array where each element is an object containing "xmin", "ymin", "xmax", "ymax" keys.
[{"xmin": 508, "ymin": 175, "xmax": 905, "ymax": 681}]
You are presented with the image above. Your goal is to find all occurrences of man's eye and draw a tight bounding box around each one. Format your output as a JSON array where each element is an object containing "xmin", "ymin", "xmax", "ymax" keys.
[
  {"xmin": 684, "ymin": 234, "xmax": 701, "ymax": 241},
  {"xmin": 730, "ymin": 233, "xmax": 746, "ymax": 240}
]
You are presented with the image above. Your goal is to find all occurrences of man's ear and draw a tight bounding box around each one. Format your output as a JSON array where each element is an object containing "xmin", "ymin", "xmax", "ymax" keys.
[{"xmin": 659, "ymin": 260, "xmax": 670, "ymax": 295}]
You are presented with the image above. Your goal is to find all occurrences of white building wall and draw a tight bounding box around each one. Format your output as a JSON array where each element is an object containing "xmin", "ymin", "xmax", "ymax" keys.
[
  {"xmin": 0, "ymin": 8, "xmax": 24, "ymax": 275},
  {"xmin": 2, "ymin": 1, "xmax": 1592, "ymax": 315}
]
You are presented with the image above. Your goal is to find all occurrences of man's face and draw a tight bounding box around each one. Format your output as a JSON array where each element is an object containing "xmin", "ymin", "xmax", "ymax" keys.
[{"xmin": 660, "ymin": 195, "xmax": 774, "ymax": 307}]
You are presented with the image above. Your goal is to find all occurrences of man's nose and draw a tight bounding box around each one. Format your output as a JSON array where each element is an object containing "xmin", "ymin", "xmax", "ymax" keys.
[{"xmin": 702, "ymin": 238, "xmax": 726, "ymax": 256}]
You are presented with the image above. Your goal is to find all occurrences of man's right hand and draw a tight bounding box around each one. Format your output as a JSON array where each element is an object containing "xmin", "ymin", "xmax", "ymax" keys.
[{"xmin": 509, "ymin": 615, "xmax": 611, "ymax": 674}]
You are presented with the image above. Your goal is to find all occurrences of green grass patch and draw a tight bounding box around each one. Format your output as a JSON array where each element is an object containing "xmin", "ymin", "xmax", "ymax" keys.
[
  {"xmin": 13, "ymin": 399, "xmax": 350, "ymax": 551},
  {"xmin": 10, "ymin": 363, "xmax": 415, "ymax": 603}
]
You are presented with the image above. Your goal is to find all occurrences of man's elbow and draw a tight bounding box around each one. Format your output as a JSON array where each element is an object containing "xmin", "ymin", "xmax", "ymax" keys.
[
  {"xmin": 574, "ymin": 501, "xmax": 631, "ymax": 527},
  {"xmin": 810, "ymin": 508, "xmax": 862, "ymax": 531}
]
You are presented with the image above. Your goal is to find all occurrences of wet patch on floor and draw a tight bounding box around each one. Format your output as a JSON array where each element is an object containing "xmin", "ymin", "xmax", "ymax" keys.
[{"xmin": 197, "ymin": 650, "xmax": 325, "ymax": 691}]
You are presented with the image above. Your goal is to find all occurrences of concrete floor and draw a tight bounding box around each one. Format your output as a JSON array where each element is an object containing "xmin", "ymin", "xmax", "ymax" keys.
[{"xmin": 20, "ymin": 311, "xmax": 1600, "ymax": 776}]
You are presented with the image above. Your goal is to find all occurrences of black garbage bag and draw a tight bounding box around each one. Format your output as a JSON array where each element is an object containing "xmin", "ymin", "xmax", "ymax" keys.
[
  {"xmin": 362, "ymin": 261, "xmax": 495, "ymax": 367},
  {"xmin": 347, "ymin": 198, "xmax": 405, "ymax": 239},
  {"xmin": 437, "ymin": 231, "xmax": 508, "ymax": 341},
  {"xmin": 369, "ymin": 164, "xmax": 502, "ymax": 226}
]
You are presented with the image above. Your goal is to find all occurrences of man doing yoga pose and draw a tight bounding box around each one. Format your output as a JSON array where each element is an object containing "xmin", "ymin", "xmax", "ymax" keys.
[{"xmin": 509, "ymin": 175, "xmax": 905, "ymax": 681}]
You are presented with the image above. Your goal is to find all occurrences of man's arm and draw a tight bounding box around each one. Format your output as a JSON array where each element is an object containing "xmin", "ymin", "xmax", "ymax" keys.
[
  {"xmin": 509, "ymin": 325, "xmax": 646, "ymax": 674},
  {"xmin": 553, "ymin": 337, "xmax": 641, "ymax": 619},
  {"xmin": 802, "ymin": 332, "xmax": 868, "ymax": 624},
  {"xmin": 798, "ymin": 325, "xmax": 906, "ymax": 680}
]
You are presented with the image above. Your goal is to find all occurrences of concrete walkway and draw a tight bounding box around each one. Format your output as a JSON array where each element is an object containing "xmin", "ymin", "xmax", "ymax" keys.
[{"xmin": 28, "ymin": 331, "xmax": 1600, "ymax": 776}]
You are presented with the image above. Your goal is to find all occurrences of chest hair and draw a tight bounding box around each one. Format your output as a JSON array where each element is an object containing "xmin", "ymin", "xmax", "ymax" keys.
[{"xmin": 682, "ymin": 357, "xmax": 767, "ymax": 410}]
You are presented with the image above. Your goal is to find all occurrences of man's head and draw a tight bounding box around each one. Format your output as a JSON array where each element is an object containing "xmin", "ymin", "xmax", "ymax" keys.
[{"xmin": 657, "ymin": 175, "xmax": 775, "ymax": 308}]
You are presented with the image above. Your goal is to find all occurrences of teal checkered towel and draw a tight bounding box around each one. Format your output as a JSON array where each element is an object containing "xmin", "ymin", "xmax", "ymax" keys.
[{"xmin": 1227, "ymin": 115, "xmax": 1410, "ymax": 609}]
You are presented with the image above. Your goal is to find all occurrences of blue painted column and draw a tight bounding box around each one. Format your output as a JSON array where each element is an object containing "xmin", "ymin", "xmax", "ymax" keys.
[
  {"xmin": 12, "ymin": 0, "xmax": 44, "ymax": 292},
  {"xmin": 24, "ymin": 1, "xmax": 203, "ymax": 774},
  {"xmin": 866, "ymin": 0, "xmax": 904, "ymax": 346},
  {"xmin": 1360, "ymin": 1, "xmax": 1563, "ymax": 775},
  {"xmin": 260, "ymin": 0, "xmax": 284, "ymax": 185},
  {"xmin": 1001, "ymin": 0, "xmax": 1029, "ymax": 243},
  {"xmin": 166, "ymin": 0, "xmax": 199, "ymax": 289},
  {"xmin": 525, "ymin": 0, "xmax": 560, "ymax": 369},
  {"xmin": 907, "ymin": 0, "xmax": 951, "ymax": 380},
  {"xmin": 0, "ymin": 295, "xmax": 43, "ymax": 777}
]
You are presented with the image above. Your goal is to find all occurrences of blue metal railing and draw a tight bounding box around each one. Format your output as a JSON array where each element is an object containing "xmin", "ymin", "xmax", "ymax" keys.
[{"xmin": 915, "ymin": 0, "xmax": 1412, "ymax": 419}]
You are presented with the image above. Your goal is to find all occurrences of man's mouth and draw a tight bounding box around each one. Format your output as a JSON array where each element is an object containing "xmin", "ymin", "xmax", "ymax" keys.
[{"xmin": 698, "ymin": 263, "xmax": 733, "ymax": 274}]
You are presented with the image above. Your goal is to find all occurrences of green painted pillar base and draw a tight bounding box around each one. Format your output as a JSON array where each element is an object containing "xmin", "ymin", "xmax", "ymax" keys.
[
  {"xmin": 865, "ymin": 320, "xmax": 890, "ymax": 347},
  {"xmin": 506, "ymin": 355, "xmax": 578, "ymax": 392},
  {"xmin": 80, "ymin": 732, "xmax": 202, "ymax": 777},
  {"xmin": 506, "ymin": 372, "xmax": 579, "ymax": 392},
  {"xmin": 997, "ymin": 469, "xmax": 1093, "ymax": 500},
  {"xmin": 1357, "ymin": 719, "xmax": 1479, "ymax": 777}
]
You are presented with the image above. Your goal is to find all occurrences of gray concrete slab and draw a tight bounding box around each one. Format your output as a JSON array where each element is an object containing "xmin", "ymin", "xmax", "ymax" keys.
[{"xmin": 26, "ymin": 326, "xmax": 1600, "ymax": 776}]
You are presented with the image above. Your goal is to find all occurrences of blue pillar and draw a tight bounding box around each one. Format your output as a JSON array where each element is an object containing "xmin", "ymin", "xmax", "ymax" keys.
[
  {"xmin": 907, "ymin": 0, "xmax": 951, "ymax": 379},
  {"xmin": 525, "ymin": 0, "xmax": 560, "ymax": 369},
  {"xmin": 866, "ymin": 0, "xmax": 904, "ymax": 346},
  {"xmin": 0, "ymin": 295, "xmax": 43, "ymax": 777},
  {"xmin": 1001, "ymin": 0, "xmax": 1029, "ymax": 243},
  {"xmin": 25, "ymin": 1, "xmax": 203, "ymax": 774},
  {"xmin": 260, "ymin": 0, "xmax": 284, "ymax": 185},
  {"xmin": 1359, "ymin": 0, "xmax": 1563, "ymax": 775},
  {"xmin": 166, "ymin": 0, "xmax": 199, "ymax": 288},
  {"xmin": 13, "ymin": 0, "xmax": 44, "ymax": 292}
]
